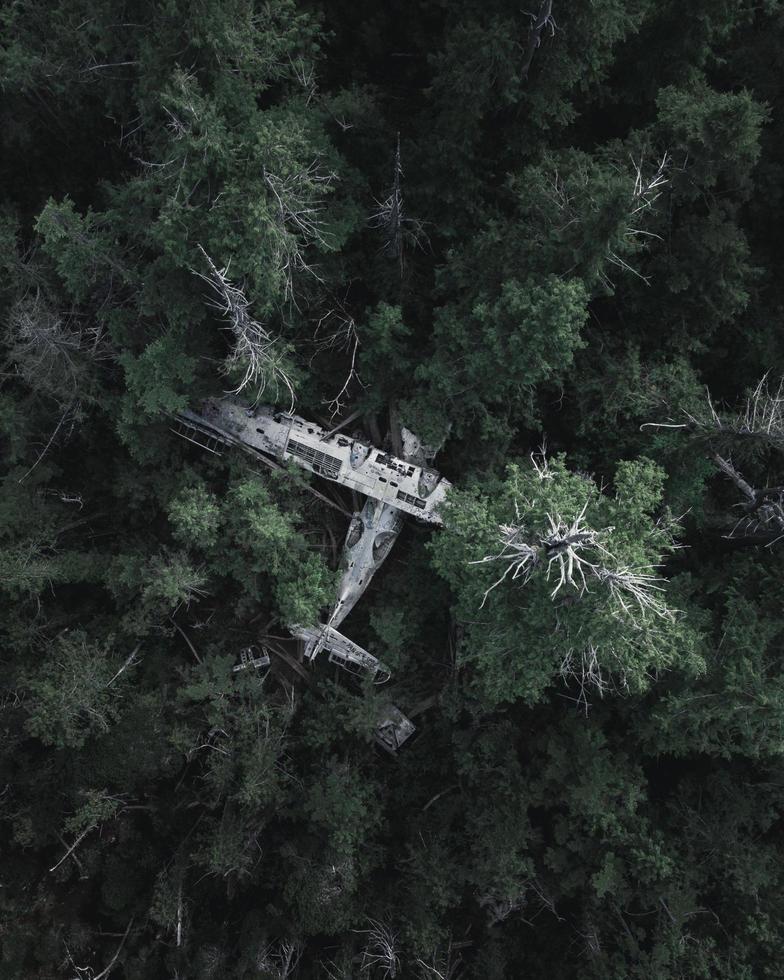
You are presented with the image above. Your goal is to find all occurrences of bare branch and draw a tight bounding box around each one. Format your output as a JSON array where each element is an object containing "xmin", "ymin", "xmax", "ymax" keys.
[
  {"xmin": 368, "ymin": 135, "xmax": 429, "ymax": 268},
  {"xmin": 92, "ymin": 919, "xmax": 133, "ymax": 980},
  {"xmin": 521, "ymin": 1, "xmax": 556, "ymax": 78},
  {"xmin": 312, "ymin": 308, "xmax": 366, "ymax": 421},
  {"xmin": 49, "ymin": 826, "xmax": 94, "ymax": 873},
  {"xmin": 256, "ymin": 939, "xmax": 303, "ymax": 979},
  {"xmin": 194, "ymin": 246, "xmax": 295, "ymax": 409},
  {"xmin": 18, "ymin": 401, "xmax": 80, "ymax": 485},
  {"xmin": 263, "ymin": 160, "xmax": 336, "ymax": 302},
  {"xmin": 473, "ymin": 495, "xmax": 673, "ymax": 619},
  {"xmin": 354, "ymin": 918, "xmax": 400, "ymax": 978}
]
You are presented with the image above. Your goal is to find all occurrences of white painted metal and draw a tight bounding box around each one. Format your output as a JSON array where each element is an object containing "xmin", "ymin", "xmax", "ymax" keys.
[
  {"xmin": 178, "ymin": 398, "xmax": 450, "ymax": 525},
  {"xmin": 232, "ymin": 646, "xmax": 271, "ymax": 673},
  {"xmin": 330, "ymin": 498, "xmax": 403, "ymax": 629},
  {"xmin": 291, "ymin": 624, "xmax": 391, "ymax": 684}
]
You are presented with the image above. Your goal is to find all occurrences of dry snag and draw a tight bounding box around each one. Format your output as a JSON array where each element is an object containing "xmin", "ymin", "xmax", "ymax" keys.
[
  {"xmin": 472, "ymin": 502, "xmax": 671, "ymax": 619},
  {"xmin": 194, "ymin": 245, "xmax": 295, "ymax": 409},
  {"xmin": 521, "ymin": 1, "xmax": 557, "ymax": 78},
  {"xmin": 643, "ymin": 375, "xmax": 784, "ymax": 545}
]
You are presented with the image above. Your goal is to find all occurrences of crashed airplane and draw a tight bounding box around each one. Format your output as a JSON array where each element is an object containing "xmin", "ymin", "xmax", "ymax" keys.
[
  {"xmin": 176, "ymin": 398, "xmax": 451, "ymax": 524},
  {"xmin": 174, "ymin": 397, "xmax": 450, "ymax": 749}
]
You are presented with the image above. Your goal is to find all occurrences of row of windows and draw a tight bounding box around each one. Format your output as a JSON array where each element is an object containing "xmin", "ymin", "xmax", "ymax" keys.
[
  {"xmin": 287, "ymin": 439, "xmax": 342, "ymax": 479},
  {"xmin": 396, "ymin": 490, "xmax": 427, "ymax": 510}
]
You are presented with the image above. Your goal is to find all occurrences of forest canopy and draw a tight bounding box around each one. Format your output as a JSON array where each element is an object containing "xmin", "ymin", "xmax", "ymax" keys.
[{"xmin": 3, "ymin": 1, "xmax": 784, "ymax": 977}]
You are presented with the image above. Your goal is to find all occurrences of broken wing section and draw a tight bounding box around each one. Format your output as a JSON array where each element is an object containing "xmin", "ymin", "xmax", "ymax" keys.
[{"xmin": 291, "ymin": 624, "xmax": 391, "ymax": 684}]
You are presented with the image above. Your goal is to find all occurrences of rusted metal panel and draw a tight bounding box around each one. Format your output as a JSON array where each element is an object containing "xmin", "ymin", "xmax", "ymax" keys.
[{"xmin": 374, "ymin": 704, "xmax": 416, "ymax": 754}]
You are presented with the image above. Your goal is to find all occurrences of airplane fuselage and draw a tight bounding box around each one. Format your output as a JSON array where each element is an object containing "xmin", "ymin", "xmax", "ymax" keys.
[{"xmin": 179, "ymin": 398, "xmax": 450, "ymax": 525}]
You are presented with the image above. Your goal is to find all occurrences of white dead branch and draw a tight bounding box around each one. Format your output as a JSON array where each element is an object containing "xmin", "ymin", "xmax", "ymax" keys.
[
  {"xmin": 194, "ymin": 246, "xmax": 295, "ymax": 409},
  {"xmin": 8, "ymin": 291, "xmax": 112, "ymax": 398},
  {"xmin": 256, "ymin": 940, "xmax": 303, "ymax": 979},
  {"xmin": 714, "ymin": 454, "xmax": 784, "ymax": 546},
  {"xmin": 630, "ymin": 151, "xmax": 670, "ymax": 215},
  {"xmin": 643, "ymin": 376, "xmax": 784, "ymax": 545},
  {"xmin": 471, "ymin": 520, "xmax": 541, "ymax": 607},
  {"xmin": 312, "ymin": 306, "xmax": 365, "ymax": 420},
  {"xmin": 263, "ymin": 160, "xmax": 336, "ymax": 301},
  {"xmin": 9, "ymin": 294, "xmax": 83, "ymax": 393},
  {"xmin": 289, "ymin": 56, "xmax": 317, "ymax": 104},
  {"xmin": 105, "ymin": 644, "xmax": 141, "ymax": 687},
  {"xmin": 50, "ymin": 826, "xmax": 95, "ymax": 874},
  {"xmin": 644, "ymin": 375, "xmax": 784, "ymax": 449},
  {"xmin": 558, "ymin": 644, "xmax": 620, "ymax": 713},
  {"xmin": 18, "ymin": 400, "xmax": 82, "ymax": 485},
  {"xmin": 368, "ymin": 136, "xmax": 427, "ymax": 266},
  {"xmin": 740, "ymin": 374, "xmax": 784, "ymax": 447},
  {"xmin": 593, "ymin": 565, "xmax": 671, "ymax": 620},
  {"xmin": 472, "ymin": 501, "xmax": 672, "ymax": 619},
  {"xmin": 369, "ymin": 137, "xmax": 404, "ymax": 262},
  {"xmin": 543, "ymin": 149, "xmax": 670, "ymax": 288},
  {"xmin": 539, "ymin": 503, "xmax": 606, "ymax": 598},
  {"xmin": 521, "ymin": 1, "xmax": 557, "ymax": 78},
  {"xmin": 355, "ymin": 918, "xmax": 400, "ymax": 978},
  {"xmin": 63, "ymin": 918, "xmax": 133, "ymax": 980},
  {"xmin": 415, "ymin": 937, "xmax": 466, "ymax": 979},
  {"xmin": 607, "ymin": 151, "xmax": 671, "ymax": 287},
  {"xmin": 694, "ymin": 375, "xmax": 784, "ymax": 450}
]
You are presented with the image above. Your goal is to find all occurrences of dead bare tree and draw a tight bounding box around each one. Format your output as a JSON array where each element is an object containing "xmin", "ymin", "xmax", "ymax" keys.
[
  {"xmin": 645, "ymin": 374, "xmax": 784, "ymax": 453},
  {"xmin": 370, "ymin": 136, "xmax": 404, "ymax": 263},
  {"xmin": 354, "ymin": 918, "xmax": 400, "ymax": 978},
  {"xmin": 521, "ymin": 1, "xmax": 556, "ymax": 78},
  {"xmin": 643, "ymin": 375, "xmax": 784, "ymax": 545},
  {"xmin": 472, "ymin": 501, "xmax": 672, "ymax": 619},
  {"xmin": 311, "ymin": 306, "xmax": 365, "ymax": 420},
  {"xmin": 712, "ymin": 453, "xmax": 784, "ymax": 546},
  {"xmin": 263, "ymin": 160, "xmax": 336, "ymax": 301},
  {"xmin": 369, "ymin": 136, "xmax": 427, "ymax": 270},
  {"xmin": 256, "ymin": 939, "xmax": 303, "ymax": 979},
  {"xmin": 8, "ymin": 293, "xmax": 84, "ymax": 395},
  {"xmin": 7, "ymin": 290, "xmax": 113, "ymax": 481},
  {"xmin": 194, "ymin": 246, "xmax": 295, "ymax": 409}
]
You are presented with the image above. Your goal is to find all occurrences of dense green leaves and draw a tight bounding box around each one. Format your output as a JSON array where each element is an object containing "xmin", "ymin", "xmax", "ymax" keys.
[
  {"xmin": 431, "ymin": 455, "xmax": 704, "ymax": 706},
  {"xmin": 3, "ymin": 0, "xmax": 784, "ymax": 977}
]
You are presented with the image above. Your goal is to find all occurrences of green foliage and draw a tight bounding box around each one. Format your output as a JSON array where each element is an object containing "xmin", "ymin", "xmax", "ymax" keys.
[
  {"xmin": 430, "ymin": 455, "xmax": 704, "ymax": 706},
  {"xmin": 3, "ymin": 0, "xmax": 784, "ymax": 976},
  {"xmin": 404, "ymin": 275, "xmax": 589, "ymax": 443},
  {"xmin": 21, "ymin": 631, "xmax": 128, "ymax": 749},
  {"xmin": 168, "ymin": 481, "xmax": 222, "ymax": 549},
  {"xmin": 219, "ymin": 474, "xmax": 336, "ymax": 624},
  {"xmin": 656, "ymin": 80, "xmax": 768, "ymax": 201},
  {"xmin": 120, "ymin": 331, "xmax": 197, "ymax": 419}
]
